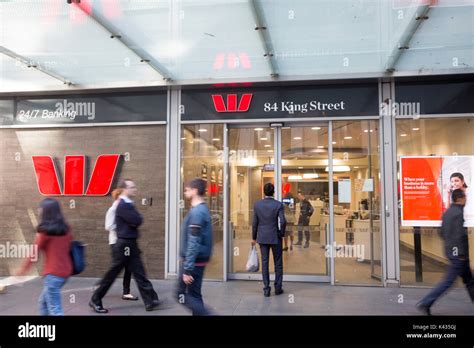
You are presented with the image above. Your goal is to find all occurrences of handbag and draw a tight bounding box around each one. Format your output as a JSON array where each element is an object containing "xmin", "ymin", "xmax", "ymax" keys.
[{"xmin": 70, "ymin": 241, "xmax": 86, "ymax": 275}]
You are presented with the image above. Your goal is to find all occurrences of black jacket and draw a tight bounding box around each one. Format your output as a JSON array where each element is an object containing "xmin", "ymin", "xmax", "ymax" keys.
[
  {"xmin": 252, "ymin": 197, "xmax": 286, "ymax": 245},
  {"xmin": 116, "ymin": 199, "xmax": 143, "ymax": 240},
  {"xmin": 440, "ymin": 204, "xmax": 469, "ymax": 258},
  {"xmin": 298, "ymin": 199, "xmax": 314, "ymax": 225}
]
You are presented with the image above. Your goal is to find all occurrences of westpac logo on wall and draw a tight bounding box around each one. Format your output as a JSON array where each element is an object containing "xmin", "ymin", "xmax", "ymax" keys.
[
  {"xmin": 212, "ymin": 94, "xmax": 253, "ymax": 113},
  {"xmin": 32, "ymin": 154, "xmax": 120, "ymax": 196}
]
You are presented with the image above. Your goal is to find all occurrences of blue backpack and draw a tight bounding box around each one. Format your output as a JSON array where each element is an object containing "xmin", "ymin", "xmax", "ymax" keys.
[{"xmin": 70, "ymin": 241, "xmax": 86, "ymax": 275}]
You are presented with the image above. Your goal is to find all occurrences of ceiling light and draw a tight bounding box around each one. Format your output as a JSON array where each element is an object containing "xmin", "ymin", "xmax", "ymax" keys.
[
  {"xmin": 212, "ymin": 138, "xmax": 220, "ymax": 141},
  {"xmin": 293, "ymin": 137, "xmax": 302, "ymax": 140},
  {"xmin": 317, "ymin": 145, "xmax": 324, "ymax": 149},
  {"xmin": 400, "ymin": 134, "xmax": 407, "ymax": 137},
  {"xmin": 412, "ymin": 128, "xmax": 420, "ymax": 131},
  {"xmin": 267, "ymin": 150, "xmax": 273, "ymax": 153},
  {"xmin": 288, "ymin": 175, "xmax": 302, "ymax": 180},
  {"xmin": 325, "ymin": 166, "xmax": 350, "ymax": 172},
  {"xmin": 198, "ymin": 129, "xmax": 207, "ymax": 132},
  {"xmin": 264, "ymin": 144, "xmax": 271, "ymax": 148},
  {"xmin": 332, "ymin": 141, "xmax": 337, "ymax": 145},
  {"xmin": 364, "ymin": 129, "xmax": 369, "ymax": 133},
  {"xmin": 344, "ymin": 136, "xmax": 352, "ymax": 140},
  {"xmin": 303, "ymin": 173, "xmax": 319, "ymax": 179},
  {"xmin": 298, "ymin": 167, "xmax": 303, "ymax": 169},
  {"xmin": 312, "ymin": 127, "xmax": 321, "ymax": 130},
  {"xmin": 181, "ymin": 137, "xmax": 186, "ymax": 140},
  {"xmin": 254, "ymin": 128, "xmax": 263, "ymax": 131},
  {"xmin": 354, "ymin": 166, "xmax": 360, "ymax": 169},
  {"xmin": 260, "ymin": 137, "xmax": 268, "ymax": 141}
]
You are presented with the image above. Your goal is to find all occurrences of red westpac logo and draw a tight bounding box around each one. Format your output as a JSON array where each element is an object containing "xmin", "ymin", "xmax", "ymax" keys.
[
  {"xmin": 212, "ymin": 94, "xmax": 253, "ymax": 113},
  {"xmin": 32, "ymin": 154, "xmax": 120, "ymax": 196}
]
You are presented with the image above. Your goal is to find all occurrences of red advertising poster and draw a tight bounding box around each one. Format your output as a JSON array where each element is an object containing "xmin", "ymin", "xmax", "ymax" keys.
[
  {"xmin": 400, "ymin": 156, "xmax": 443, "ymax": 226},
  {"xmin": 400, "ymin": 156, "xmax": 474, "ymax": 227}
]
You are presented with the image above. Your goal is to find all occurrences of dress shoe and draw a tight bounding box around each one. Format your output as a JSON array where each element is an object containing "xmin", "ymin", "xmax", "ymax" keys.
[
  {"xmin": 282, "ymin": 247, "xmax": 288, "ymax": 251},
  {"xmin": 416, "ymin": 302, "xmax": 431, "ymax": 316},
  {"xmin": 122, "ymin": 294, "xmax": 139, "ymax": 301},
  {"xmin": 89, "ymin": 300, "xmax": 108, "ymax": 314},
  {"xmin": 304, "ymin": 242, "xmax": 309, "ymax": 248},
  {"xmin": 275, "ymin": 289, "xmax": 284, "ymax": 296},
  {"xmin": 145, "ymin": 300, "xmax": 161, "ymax": 311},
  {"xmin": 263, "ymin": 289, "xmax": 271, "ymax": 297}
]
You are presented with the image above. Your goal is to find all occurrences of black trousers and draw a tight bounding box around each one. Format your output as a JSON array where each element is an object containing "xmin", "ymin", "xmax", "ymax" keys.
[
  {"xmin": 297, "ymin": 224, "xmax": 310, "ymax": 243},
  {"xmin": 420, "ymin": 256, "xmax": 474, "ymax": 307},
  {"xmin": 260, "ymin": 240, "xmax": 283, "ymax": 291},
  {"xmin": 92, "ymin": 239, "xmax": 158, "ymax": 306},
  {"xmin": 110, "ymin": 245, "xmax": 132, "ymax": 295}
]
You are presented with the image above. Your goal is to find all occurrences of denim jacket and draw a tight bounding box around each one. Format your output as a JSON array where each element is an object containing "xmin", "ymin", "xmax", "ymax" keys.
[{"xmin": 180, "ymin": 202, "xmax": 213, "ymax": 275}]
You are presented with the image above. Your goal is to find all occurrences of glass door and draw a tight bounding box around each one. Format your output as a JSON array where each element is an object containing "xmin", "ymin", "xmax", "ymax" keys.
[
  {"xmin": 228, "ymin": 126, "xmax": 276, "ymax": 275},
  {"xmin": 227, "ymin": 124, "xmax": 331, "ymax": 281},
  {"xmin": 280, "ymin": 125, "xmax": 330, "ymax": 277}
]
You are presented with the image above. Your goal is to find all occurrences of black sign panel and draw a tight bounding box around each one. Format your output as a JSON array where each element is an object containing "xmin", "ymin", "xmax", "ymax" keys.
[
  {"xmin": 395, "ymin": 78, "xmax": 474, "ymax": 114},
  {"xmin": 8, "ymin": 91, "xmax": 167, "ymax": 126},
  {"xmin": 0, "ymin": 99, "xmax": 14, "ymax": 125},
  {"xmin": 181, "ymin": 83, "xmax": 379, "ymax": 121}
]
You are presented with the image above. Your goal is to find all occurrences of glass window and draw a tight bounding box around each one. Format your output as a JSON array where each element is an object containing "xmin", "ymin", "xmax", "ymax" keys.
[
  {"xmin": 397, "ymin": 117, "xmax": 474, "ymax": 286},
  {"xmin": 180, "ymin": 124, "xmax": 224, "ymax": 279}
]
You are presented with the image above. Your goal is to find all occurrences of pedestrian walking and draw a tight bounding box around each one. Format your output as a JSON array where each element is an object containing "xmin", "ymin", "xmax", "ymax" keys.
[
  {"xmin": 90, "ymin": 179, "xmax": 160, "ymax": 313},
  {"xmin": 176, "ymin": 178, "xmax": 213, "ymax": 315},
  {"xmin": 17, "ymin": 198, "xmax": 73, "ymax": 315}
]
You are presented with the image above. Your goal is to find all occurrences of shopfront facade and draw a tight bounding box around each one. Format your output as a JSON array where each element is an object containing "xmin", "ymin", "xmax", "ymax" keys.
[
  {"xmin": 1, "ymin": 75, "xmax": 473, "ymax": 287},
  {"xmin": 0, "ymin": 91, "xmax": 168, "ymax": 279}
]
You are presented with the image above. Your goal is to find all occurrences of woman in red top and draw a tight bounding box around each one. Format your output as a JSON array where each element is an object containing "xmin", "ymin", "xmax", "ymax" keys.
[{"xmin": 18, "ymin": 198, "xmax": 73, "ymax": 315}]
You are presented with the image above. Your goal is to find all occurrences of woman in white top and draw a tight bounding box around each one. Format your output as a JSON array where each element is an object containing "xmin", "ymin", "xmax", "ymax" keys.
[{"xmin": 105, "ymin": 188, "xmax": 138, "ymax": 301}]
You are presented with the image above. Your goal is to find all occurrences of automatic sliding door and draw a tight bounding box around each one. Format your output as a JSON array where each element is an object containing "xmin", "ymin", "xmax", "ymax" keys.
[
  {"xmin": 280, "ymin": 125, "xmax": 330, "ymax": 276},
  {"xmin": 227, "ymin": 124, "xmax": 331, "ymax": 281},
  {"xmin": 228, "ymin": 127, "xmax": 275, "ymax": 274}
]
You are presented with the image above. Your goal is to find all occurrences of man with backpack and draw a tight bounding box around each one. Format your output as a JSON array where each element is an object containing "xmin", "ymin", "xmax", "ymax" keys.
[{"xmin": 294, "ymin": 191, "xmax": 314, "ymax": 248}]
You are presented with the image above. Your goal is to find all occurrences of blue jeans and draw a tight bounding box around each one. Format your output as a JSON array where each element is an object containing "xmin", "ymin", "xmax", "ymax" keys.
[
  {"xmin": 420, "ymin": 256, "xmax": 474, "ymax": 307},
  {"xmin": 176, "ymin": 264, "xmax": 210, "ymax": 316},
  {"xmin": 38, "ymin": 275, "xmax": 67, "ymax": 316}
]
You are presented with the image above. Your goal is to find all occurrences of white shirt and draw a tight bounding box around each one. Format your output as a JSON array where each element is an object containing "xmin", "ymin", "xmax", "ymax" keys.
[
  {"xmin": 119, "ymin": 194, "xmax": 133, "ymax": 204},
  {"xmin": 105, "ymin": 200, "xmax": 120, "ymax": 245}
]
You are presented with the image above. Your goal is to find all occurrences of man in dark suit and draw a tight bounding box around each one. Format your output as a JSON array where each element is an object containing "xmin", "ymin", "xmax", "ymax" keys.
[
  {"xmin": 417, "ymin": 189, "xmax": 474, "ymax": 315},
  {"xmin": 90, "ymin": 179, "xmax": 160, "ymax": 313},
  {"xmin": 252, "ymin": 183, "xmax": 286, "ymax": 297}
]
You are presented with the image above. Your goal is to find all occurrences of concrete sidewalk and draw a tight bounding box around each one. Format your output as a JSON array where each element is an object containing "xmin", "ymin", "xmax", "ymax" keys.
[{"xmin": 0, "ymin": 277, "xmax": 472, "ymax": 315}]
